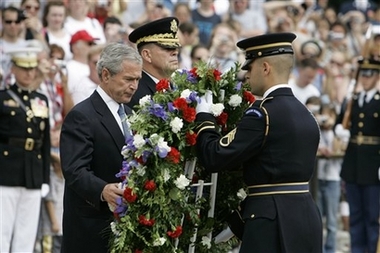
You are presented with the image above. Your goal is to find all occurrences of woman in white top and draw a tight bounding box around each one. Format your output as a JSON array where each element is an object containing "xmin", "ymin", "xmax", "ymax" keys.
[
  {"xmin": 42, "ymin": 1, "xmax": 72, "ymax": 61},
  {"xmin": 64, "ymin": 0, "xmax": 106, "ymax": 44}
]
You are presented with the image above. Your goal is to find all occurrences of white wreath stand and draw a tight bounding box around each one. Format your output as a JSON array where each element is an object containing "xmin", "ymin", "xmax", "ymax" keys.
[{"xmin": 174, "ymin": 158, "xmax": 218, "ymax": 253}]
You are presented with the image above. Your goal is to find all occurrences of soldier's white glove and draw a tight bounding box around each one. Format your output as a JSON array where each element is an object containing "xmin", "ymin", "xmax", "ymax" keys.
[
  {"xmin": 214, "ymin": 226, "xmax": 234, "ymax": 244},
  {"xmin": 41, "ymin": 183, "xmax": 50, "ymax": 198},
  {"xmin": 196, "ymin": 90, "xmax": 213, "ymax": 114},
  {"xmin": 335, "ymin": 124, "xmax": 350, "ymax": 143}
]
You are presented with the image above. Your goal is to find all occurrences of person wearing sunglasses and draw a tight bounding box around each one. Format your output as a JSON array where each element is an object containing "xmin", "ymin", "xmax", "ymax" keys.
[
  {"xmin": 20, "ymin": 0, "xmax": 45, "ymax": 43},
  {"xmin": 0, "ymin": 6, "xmax": 28, "ymax": 88},
  {"xmin": 337, "ymin": 58, "xmax": 380, "ymax": 253}
]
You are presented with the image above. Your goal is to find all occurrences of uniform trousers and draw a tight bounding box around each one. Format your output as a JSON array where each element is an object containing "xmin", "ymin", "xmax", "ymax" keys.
[
  {"xmin": 346, "ymin": 183, "xmax": 380, "ymax": 253},
  {"xmin": 0, "ymin": 186, "xmax": 41, "ymax": 253}
]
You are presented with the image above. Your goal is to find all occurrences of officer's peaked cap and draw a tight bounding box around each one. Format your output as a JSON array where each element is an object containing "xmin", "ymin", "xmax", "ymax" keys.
[
  {"xmin": 358, "ymin": 58, "xmax": 380, "ymax": 71},
  {"xmin": 129, "ymin": 17, "xmax": 181, "ymax": 49},
  {"xmin": 6, "ymin": 47, "xmax": 41, "ymax": 68},
  {"xmin": 237, "ymin": 32, "xmax": 297, "ymax": 70}
]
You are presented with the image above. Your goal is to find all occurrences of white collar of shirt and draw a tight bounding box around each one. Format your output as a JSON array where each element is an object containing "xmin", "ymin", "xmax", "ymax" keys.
[
  {"xmin": 143, "ymin": 70, "xmax": 159, "ymax": 84},
  {"xmin": 263, "ymin": 84, "xmax": 290, "ymax": 98},
  {"xmin": 96, "ymin": 86, "xmax": 123, "ymax": 131},
  {"xmin": 361, "ymin": 88, "xmax": 377, "ymax": 103}
]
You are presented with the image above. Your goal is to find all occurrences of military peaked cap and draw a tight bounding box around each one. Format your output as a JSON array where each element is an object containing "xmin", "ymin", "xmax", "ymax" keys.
[
  {"xmin": 129, "ymin": 17, "xmax": 181, "ymax": 49},
  {"xmin": 237, "ymin": 32, "xmax": 297, "ymax": 70},
  {"xmin": 358, "ymin": 58, "xmax": 380, "ymax": 71},
  {"xmin": 6, "ymin": 47, "xmax": 41, "ymax": 68}
]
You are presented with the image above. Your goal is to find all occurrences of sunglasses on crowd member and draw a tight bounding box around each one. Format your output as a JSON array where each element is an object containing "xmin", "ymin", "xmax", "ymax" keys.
[
  {"xmin": 24, "ymin": 5, "xmax": 40, "ymax": 11},
  {"xmin": 360, "ymin": 69, "xmax": 379, "ymax": 77},
  {"xmin": 4, "ymin": 19, "xmax": 22, "ymax": 24}
]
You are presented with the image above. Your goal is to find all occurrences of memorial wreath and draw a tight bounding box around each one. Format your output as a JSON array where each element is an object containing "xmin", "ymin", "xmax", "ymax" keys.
[{"xmin": 109, "ymin": 62, "xmax": 255, "ymax": 253}]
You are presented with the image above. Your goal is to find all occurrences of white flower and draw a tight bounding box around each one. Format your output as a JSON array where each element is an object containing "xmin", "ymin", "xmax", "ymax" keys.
[
  {"xmin": 153, "ymin": 237, "xmax": 166, "ymax": 246},
  {"xmin": 110, "ymin": 221, "xmax": 120, "ymax": 236},
  {"xmin": 139, "ymin": 95, "xmax": 151, "ymax": 106},
  {"xmin": 128, "ymin": 111, "xmax": 138, "ymax": 124},
  {"xmin": 228, "ymin": 94, "xmax": 242, "ymax": 108},
  {"xmin": 121, "ymin": 145, "xmax": 129, "ymax": 158},
  {"xmin": 133, "ymin": 134, "xmax": 146, "ymax": 149},
  {"xmin": 170, "ymin": 117, "xmax": 183, "ymax": 133},
  {"xmin": 162, "ymin": 169, "xmax": 171, "ymax": 182},
  {"xmin": 135, "ymin": 165, "xmax": 146, "ymax": 176},
  {"xmin": 201, "ymin": 236, "xmax": 211, "ymax": 249},
  {"xmin": 210, "ymin": 103, "xmax": 225, "ymax": 117},
  {"xmin": 237, "ymin": 188, "xmax": 247, "ymax": 200},
  {"xmin": 175, "ymin": 174, "xmax": 190, "ymax": 190},
  {"xmin": 156, "ymin": 137, "xmax": 171, "ymax": 153},
  {"xmin": 180, "ymin": 89, "xmax": 191, "ymax": 102}
]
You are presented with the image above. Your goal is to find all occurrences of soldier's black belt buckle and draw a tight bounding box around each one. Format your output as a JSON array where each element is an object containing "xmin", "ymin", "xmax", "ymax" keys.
[{"xmin": 25, "ymin": 138, "xmax": 34, "ymax": 151}]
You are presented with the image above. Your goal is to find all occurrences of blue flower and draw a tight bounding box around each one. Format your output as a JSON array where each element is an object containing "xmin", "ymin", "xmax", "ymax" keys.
[
  {"xmin": 149, "ymin": 102, "xmax": 168, "ymax": 120},
  {"xmin": 114, "ymin": 196, "xmax": 128, "ymax": 217},
  {"xmin": 235, "ymin": 81, "xmax": 242, "ymax": 91}
]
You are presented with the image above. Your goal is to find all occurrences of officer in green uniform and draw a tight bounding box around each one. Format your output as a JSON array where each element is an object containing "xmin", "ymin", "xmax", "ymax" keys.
[{"xmin": 0, "ymin": 47, "xmax": 50, "ymax": 252}]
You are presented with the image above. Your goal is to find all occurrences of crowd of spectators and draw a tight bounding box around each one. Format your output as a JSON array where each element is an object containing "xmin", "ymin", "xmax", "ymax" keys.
[{"xmin": 0, "ymin": 0, "xmax": 379, "ymax": 252}]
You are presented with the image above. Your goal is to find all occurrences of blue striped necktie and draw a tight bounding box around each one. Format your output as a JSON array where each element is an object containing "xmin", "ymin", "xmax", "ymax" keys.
[{"xmin": 117, "ymin": 104, "xmax": 131, "ymax": 140}]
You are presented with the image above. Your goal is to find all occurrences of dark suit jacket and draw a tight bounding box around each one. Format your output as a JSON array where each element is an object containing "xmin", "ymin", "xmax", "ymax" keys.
[
  {"xmin": 127, "ymin": 71, "xmax": 156, "ymax": 109},
  {"xmin": 60, "ymin": 91, "xmax": 131, "ymax": 253},
  {"xmin": 196, "ymin": 87, "xmax": 322, "ymax": 252}
]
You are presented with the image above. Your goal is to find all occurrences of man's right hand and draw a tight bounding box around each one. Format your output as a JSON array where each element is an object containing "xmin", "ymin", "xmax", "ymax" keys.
[{"xmin": 101, "ymin": 183, "xmax": 124, "ymax": 207}]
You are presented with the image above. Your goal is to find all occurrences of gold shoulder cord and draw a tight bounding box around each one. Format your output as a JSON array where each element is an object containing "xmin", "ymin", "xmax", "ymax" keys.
[{"xmin": 259, "ymin": 97, "xmax": 272, "ymax": 148}]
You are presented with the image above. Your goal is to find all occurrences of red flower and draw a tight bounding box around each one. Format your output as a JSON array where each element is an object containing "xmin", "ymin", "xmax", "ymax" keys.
[
  {"xmin": 186, "ymin": 132, "xmax": 197, "ymax": 146},
  {"xmin": 138, "ymin": 215, "xmax": 155, "ymax": 226},
  {"xmin": 213, "ymin": 69, "xmax": 222, "ymax": 81},
  {"xmin": 135, "ymin": 250, "xmax": 143, "ymax": 253},
  {"xmin": 136, "ymin": 156, "xmax": 145, "ymax": 164},
  {"xmin": 182, "ymin": 107, "xmax": 196, "ymax": 122},
  {"xmin": 144, "ymin": 180, "xmax": 156, "ymax": 192},
  {"xmin": 190, "ymin": 67, "xmax": 198, "ymax": 78},
  {"xmin": 167, "ymin": 147, "xmax": 180, "ymax": 164},
  {"xmin": 123, "ymin": 187, "xmax": 137, "ymax": 203},
  {"xmin": 167, "ymin": 226, "xmax": 183, "ymax": 238},
  {"xmin": 113, "ymin": 212, "xmax": 120, "ymax": 220},
  {"xmin": 156, "ymin": 79, "xmax": 170, "ymax": 92},
  {"xmin": 243, "ymin": 90, "xmax": 255, "ymax": 104},
  {"xmin": 216, "ymin": 111, "xmax": 228, "ymax": 126},
  {"xmin": 173, "ymin": 97, "xmax": 188, "ymax": 110}
]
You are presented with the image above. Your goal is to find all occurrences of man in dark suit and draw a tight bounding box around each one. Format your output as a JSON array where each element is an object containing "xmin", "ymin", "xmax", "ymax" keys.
[
  {"xmin": 59, "ymin": 43, "xmax": 142, "ymax": 253},
  {"xmin": 0, "ymin": 47, "xmax": 50, "ymax": 252},
  {"xmin": 195, "ymin": 33, "xmax": 322, "ymax": 252},
  {"xmin": 127, "ymin": 17, "xmax": 181, "ymax": 109},
  {"xmin": 337, "ymin": 58, "xmax": 380, "ymax": 253}
]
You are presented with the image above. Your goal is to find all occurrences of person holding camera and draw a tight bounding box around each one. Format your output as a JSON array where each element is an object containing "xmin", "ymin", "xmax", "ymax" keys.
[
  {"xmin": 19, "ymin": 0, "xmax": 48, "ymax": 50},
  {"xmin": 0, "ymin": 6, "xmax": 28, "ymax": 88},
  {"xmin": 312, "ymin": 99, "xmax": 344, "ymax": 253}
]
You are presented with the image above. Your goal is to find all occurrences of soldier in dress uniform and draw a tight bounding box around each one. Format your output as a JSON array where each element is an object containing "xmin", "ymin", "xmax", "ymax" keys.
[
  {"xmin": 195, "ymin": 33, "xmax": 323, "ymax": 252},
  {"xmin": 127, "ymin": 17, "xmax": 180, "ymax": 108},
  {"xmin": 337, "ymin": 58, "xmax": 380, "ymax": 253},
  {"xmin": 0, "ymin": 47, "xmax": 50, "ymax": 252}
]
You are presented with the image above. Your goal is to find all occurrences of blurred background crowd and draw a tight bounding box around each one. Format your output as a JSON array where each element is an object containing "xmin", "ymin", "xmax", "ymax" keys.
[{"xmin": 0, "ymin": 0, "xmax": 379, "ymax": 252}]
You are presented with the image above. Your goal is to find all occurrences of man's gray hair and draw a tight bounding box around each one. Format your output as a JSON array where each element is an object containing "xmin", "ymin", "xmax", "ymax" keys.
[{"xmin": 97, "ymin": 43, "xmax": 142, "ymax": 78}]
